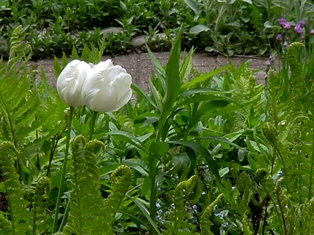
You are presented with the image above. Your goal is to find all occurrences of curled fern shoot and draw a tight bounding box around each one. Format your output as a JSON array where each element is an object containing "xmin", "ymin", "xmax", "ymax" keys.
[
  {"xmin": 0, "ymin": 215, "xmax": 13, "ymax": 235},
  {"xmin": 0, "ymin": 141, "xmax": 29, "ymax": 235},
  {"xmin": 163, "ymin": 175, "xmax": 200, "ymax": 234},
  {"xmin": 104, "ymin": 165, "xmax": 133, "ymax": 226},
  {"xmin": 33, "ymin": 176, "xmax": 51, "ymax": 235},
  {"xmin": 63, "ymin": 135, "xmax": 108, "ymax": 235},
  {"xmin": 200, "ymin": 193, "xmax": 224, "ymax": 235},
  {"xmin": 286, "ymin": 42, "xmax": 305, "ymax": 100}
]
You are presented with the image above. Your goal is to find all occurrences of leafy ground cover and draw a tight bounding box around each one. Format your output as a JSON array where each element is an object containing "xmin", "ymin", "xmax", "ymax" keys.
[
  {"xmin": 1, "ymin": 24, "xmax": 314, "ymax": 234},
  {"xmin": 1, "ymin": 0, "xmax": 314, "ymax": 58}
]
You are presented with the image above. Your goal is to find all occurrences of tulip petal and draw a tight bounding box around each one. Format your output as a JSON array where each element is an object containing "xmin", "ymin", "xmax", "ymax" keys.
[
  {"xmin": 92, "ymin": 59, "xmax": 113, "ymax": 72},
  {"xmin": 111, "ymin": 73, "xmax": 132, "ymax": 110},
  {"xmin": 57, "ymin": 60, "xmax": 91, "ymax": 107},
  {"xmin": 82, "ymin": 61, "xmax": 132, "ymax": 112}
]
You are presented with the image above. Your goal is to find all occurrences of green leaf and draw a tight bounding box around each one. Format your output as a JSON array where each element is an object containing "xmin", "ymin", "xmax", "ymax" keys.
[
  {"xmin": 71, "ymin": 46, "xmax": 79, "ymax": 59},
  {"xmin": 126, "ymin": 196, "xmax": 161, "ymax": 235},
  {"xmin": 169, "ymin": 140, "xmax": 222, "ymax": 185},
  {"xmin": 149, "ymin": 141, "xmax": 169, "ymax": 156},
  {"xmin": 183, "ymin": 0, "xmax": 200, "ymax": 14},
  {"xmin": 131, "ymin": 83, "xmax": 157, "ymax": 109},
  {"xmin": 106, "ymin": 130, "xmax": 150, "ymax": 155},
  {"xmin": 189, "ymin": 25, "xmax": 210, "ymax": 34},
  {"xmin": 182, "ymin": 65, "xmax": 232, "ymax": 89},
  {"xmin": 200, "ymin": 136, "xmax": 240, "ymax": 148},
  {"xmin": 53, "ymin": 56, "xmax": 61, "ymax": 78},
  {"xmin": 157, "ymin": 31, "xmax": 182, "ymax": 139},
  {"xmin": 175, "ymin": 94, "xmax": 232, "ymax": 111},
  {"xmin": 264, "ymin": 21, "xmax": 275, "ymax": 28}
]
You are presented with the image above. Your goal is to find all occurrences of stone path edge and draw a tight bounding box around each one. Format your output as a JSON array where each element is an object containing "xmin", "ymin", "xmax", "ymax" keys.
[{"xmin": 30, "ymin": 52, "xmax": 269, "ymax": 91}]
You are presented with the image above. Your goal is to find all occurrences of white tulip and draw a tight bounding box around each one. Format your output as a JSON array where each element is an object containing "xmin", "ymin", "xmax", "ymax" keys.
[
  {"xmin": 56, "ymin": 60, "xmax": 92, "ymax": 107},
  {"xmin": 82, "ymin": 59, "xmax": 132, "ymax": 112}
]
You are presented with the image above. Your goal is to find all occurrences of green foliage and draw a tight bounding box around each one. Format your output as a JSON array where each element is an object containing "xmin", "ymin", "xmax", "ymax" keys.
[
  {"xmin": 103, "ymin": 165, "xmax": 133, "ymax": 227},
  {"xmin": 62, "ymin": 135, "xmax": 134, "ymax": 235},
  {"xmin": 200, "ymin": 193, "xmax": 224, "ymax": 235},
  {"xmin": 1, "ymin": 0, "xmax": 314, "ymax": 57},
  {"xmin": 0, "ymin": 141, "xmax": 29, "ymax": 235},
  {"xmin": 162, "ymin": 175, "xmax": 201, "ymax": 234},
  {"xmin": 33, "ymin": 176, "xmax": 51, "ymax": 234},
  {"xmin": 5, "ymin": 19, "xmax": 314, "ymax": 234},
  {"xmin": 63, "ymin": 136, "xmax": 108, "ymax": 235},
  {"xmin": 0, "ymin": 142, "xmax": 51, "ymax": 235}
]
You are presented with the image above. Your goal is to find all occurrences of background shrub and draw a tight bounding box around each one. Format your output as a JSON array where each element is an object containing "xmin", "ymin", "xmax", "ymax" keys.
[{"xmin": 1, "ymin": 0, "xmax": 314, "ymax": 58}]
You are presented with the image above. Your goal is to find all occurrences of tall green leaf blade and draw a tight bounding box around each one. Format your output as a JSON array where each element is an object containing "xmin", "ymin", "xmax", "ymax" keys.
[
  {"xmin": 106, "ymin": 130, "xmax": 150, "ymax": 155},
  {"xmin": 131, "ymin": 83, "xmax": 157, "ymax": 109},
  {"xmin": 182, "ymin": 65, "xmax": 232, "ymax": 89},
  {"xmin": 158, "ymin": 32, "xmax": 182, "ymax": 136}
]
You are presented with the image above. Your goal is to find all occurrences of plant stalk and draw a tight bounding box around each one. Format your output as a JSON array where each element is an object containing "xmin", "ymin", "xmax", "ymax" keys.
[
  {"xmin": 308, "ymin": 129, "xmax": 314, "ymax": 200},
  {"xmin": 89, "ymin": 111, "xmax": 98, "ymax": 141},
  {"xmin": 52, "ymin": 106, "xmax": 74, "ymax": 233},
  {"xmin": 149, "ymin": 173, "xmax": 157, "ymax": 235}
]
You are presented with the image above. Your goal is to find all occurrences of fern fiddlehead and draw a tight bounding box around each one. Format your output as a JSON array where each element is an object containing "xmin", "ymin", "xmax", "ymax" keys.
[
  {"xmin": 103, "ymin": 165, "xmax": 133, "ymax": 227},
  {"xmin": 200, "ymin": 193, "xmax": 224, "ymax": 235},
  {"xmin": 0, "ymin": 141, "xmax": 29, "ymax": 235},
  {"xmin": 32, "ymin": 176, "xmax": 51, "ymax": 234},
  {"xmin": 63, "ymin": 135, "xmax": 108, "ymax": 235}
]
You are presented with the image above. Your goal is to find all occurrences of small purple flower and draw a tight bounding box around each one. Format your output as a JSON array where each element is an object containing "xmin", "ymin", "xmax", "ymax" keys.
[
  {"xmin": 276, "ymin": 34, "xmax": 282, "ymax": 41},
  {"xmin": 282, "ymin": 22, "xmax": 291, "ymax": 30},
  {"xmin": 310, "ymin": 29, "xmax": 314, "ymax": 35},
  {"xmin": 299, "ymin": 20, "xmax": 305, "ymax": 27},
  {"xmin": 278, "ymin": 18, "xmax": 287, "ymax": 25},
  {"xmin": 294, "ymin": 24, "xmax": 303, "ymax": 34},
  {"xmin": 283, "ymin": 41, "xmax": 289, "ymax": 49}
]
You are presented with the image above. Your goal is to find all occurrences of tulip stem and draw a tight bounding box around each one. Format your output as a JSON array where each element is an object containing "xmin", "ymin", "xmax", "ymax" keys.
[
  {"xmin": 52, "ymin": 106, "xmax": 74, "ymax": 233},
  {"xmin": 89, "ymin": 111, "xmax": 98, "ymax": 141}
]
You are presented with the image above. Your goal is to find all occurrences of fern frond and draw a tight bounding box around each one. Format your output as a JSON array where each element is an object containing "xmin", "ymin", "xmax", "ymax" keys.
[
  {"xmin": 32, "ymin": 176, "xmax": 51, "ymax": 234},
  {"xmin": 242, "ymin": 211, "xmax": 253, "ymax": 235},
  {"xmin": 7, "ymin": 26, "xmax": 32, "ymax": 70},
  {"xmin": 63, "ymin": 135, "xmax": 109, "ymax": 235},
  {"xmin": 0, "ymin": 29, "xmax": 66, "ymax": 167},
  {"xmin": 200, "ymin": 193, "xmax": 224, "ymax": 235},
  {"xmin": 286, "ymin": 42, "xmax": 305, "ymax": 99},
  {"xmin": 104, "ymin": 165, "xmax": 133, "ymax": 227},
  {"xmin": 0, "ymin": 141, "xmax": 30, "ymax": 234},
  {"xmin": 163, "ymin": 175, "xmax": 200, "ymax": 234},
  {"xmin": 0, "ymin": 215, "xmax": 13, "ymax": 235}
]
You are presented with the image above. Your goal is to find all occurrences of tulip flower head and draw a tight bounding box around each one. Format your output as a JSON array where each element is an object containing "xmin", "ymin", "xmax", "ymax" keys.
[
  {"xmin": 56, "ymin": 60, "xmax": 92, "ymax": 107},
  {"xmin": 82, "ymin": 59, "xmax": 132, "ymax": 112}
]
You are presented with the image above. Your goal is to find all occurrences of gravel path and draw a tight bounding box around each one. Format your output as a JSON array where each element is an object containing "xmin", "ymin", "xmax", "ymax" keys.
[{"xmin": 31, "ymin": 52, "xmax": 269, "ymax": 90}]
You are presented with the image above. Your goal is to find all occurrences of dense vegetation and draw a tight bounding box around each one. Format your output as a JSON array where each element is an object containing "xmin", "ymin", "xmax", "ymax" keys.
[
  {"xmin": 1, "ymin": 22, "xmax": 314, "ymax": 234},
  {"xmin": 1, "ymin": 0, "xmax": 314, "ymax": 58},
  {"xmin": 1, "ymin": 0, "xmax": 314, "ymax": 234}
]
